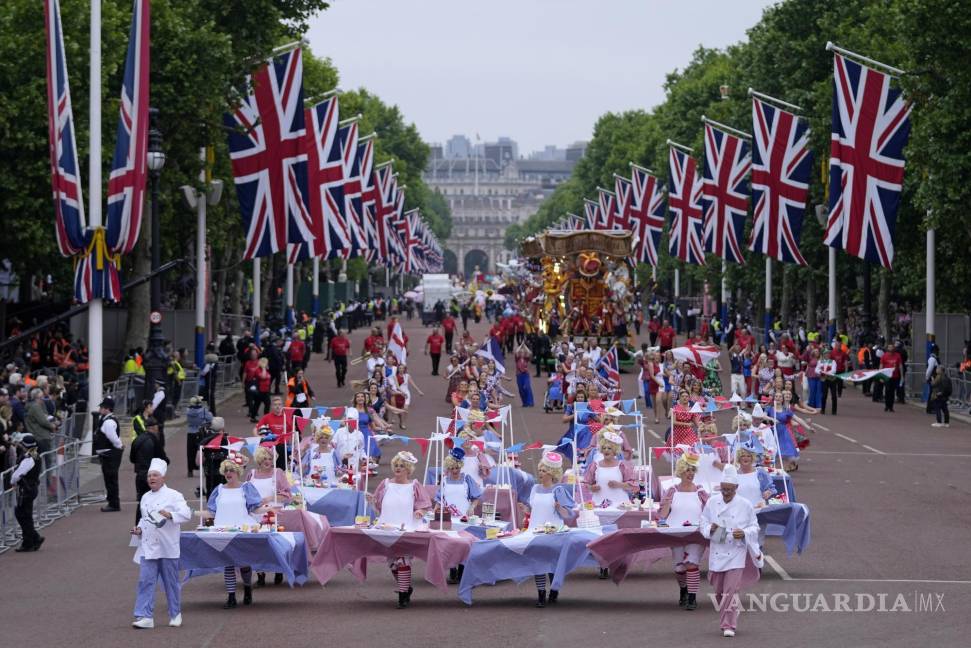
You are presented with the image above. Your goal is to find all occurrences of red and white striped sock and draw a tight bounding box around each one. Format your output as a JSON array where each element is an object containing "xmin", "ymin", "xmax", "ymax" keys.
[
  {"xmin": 675, "ymin": 570, "xmax": 687, "ymax": 588},
  {"xmin": 396, "ymin": 566, "xmax": 412, "ymax": 593},
  {"xmin": 685, "ymin": 568, "xmax": 701, "ymax": 594}
]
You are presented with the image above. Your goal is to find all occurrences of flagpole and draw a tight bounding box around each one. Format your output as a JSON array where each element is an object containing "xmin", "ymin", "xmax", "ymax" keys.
[
  {"xmin": 673, "ymin": 268, "xmax": 680, "ymax": 333},
  {"xmin": 86, "ymin": 0, "xmax": 103, "ymax": 455},
  {"xmin": 827, "ymin": 247, "xmax": 836, "ymax": 340},
  {"xmin": 720, "ymin": 259, "xmax": 728, "ymax": 342},
  {"xmin": 926, "ymin": 213, "xmax": 935, "ymax": 360},
  {"xmin": 252, "ymin": 258, "xmax": 261, "ymax": 337},
  {"xmin": 312, "ymin": 257, "xmax": 320, "ymax": 317},
  {"xmin": 825, "ymin": 42, "xmax": 905, "ymax": 76},
  {"xmin": 286, "ymin": 262, "xmax": 294, "ymax": 327},
  {"xmin": 764, "ymin": 258, "xmax": 772, "ymax": 345}
]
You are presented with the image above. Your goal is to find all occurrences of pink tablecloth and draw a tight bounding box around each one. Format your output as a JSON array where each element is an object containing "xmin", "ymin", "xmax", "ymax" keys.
[
  {"xmin": 310, "ymin": 527, "xmax": 473, "ymax": 591},
  {"xmin": 276, "ymin": 509, "xmax": 329, "ymax": 554},
  {"xmin": 587, "ymin": 527, "xmax": 760, "ymax": 586}
]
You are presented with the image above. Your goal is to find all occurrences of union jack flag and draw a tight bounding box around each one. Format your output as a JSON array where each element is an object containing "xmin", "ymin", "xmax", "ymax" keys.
[
  {"xmin": 584, "ymin": 199, "xmax": 603, "ymax": 230},
  {"xmin": 105, "ymin": 0, "xmax": 150, "ymax": 259},
  {"xmin": 749, "ymin": 97, "xmax": 812, "ymax": 266},
  {"xmin": 338, "ymin": 120, "xmax": 366, "ymax": 257},
  {"xmin": 701, "ymin": 123, "xmax": 751, "ymax": 264},
  {"xmin": 667, "ymin": 146, "xmax": 706, "ymax": 265},
  {"xmin": 598, "ymin": 188, "xmax": 618, "ymax": 231},
  {"xmin": 372, "ymin": 164, "xmax": 394, "ymax": 263},
  {"xmin": 567, "ymin": 213, "xmax": 585, "ymax": 230},
  {"xmin": 287, "ymin": 96, "xmax": 343, "ymax": 263},
  {"xmin": 824, "ymin": 53, "xmax": 912, "ymax": 268},
  {"xmin": 595, "ymin": 346, "xmax": 622, "ymax": 399},
  {"xmin": 388, "ymin": 175, "xmax": 407, "ymax": 268},
  {"xmin": 629, "ymin": 165, "xmax": 666, "ymax": 267},
  {"xmin": 358, "ymin": 140, "xmax": 379, "ymax": 262},
  {"xmin": 44, "ymin": 0, "xmax": 85, "ymax": 258},
  {"xmin": 312, "ymin": 96, "xmax": 351, "ymax": 260},
  {"xmin": 224, "ymin": 47, "xmax": 313, "ymax": 260},
  {"xmin": 613, "ymin": 174, "xmax": 633, "ymax": 231}
]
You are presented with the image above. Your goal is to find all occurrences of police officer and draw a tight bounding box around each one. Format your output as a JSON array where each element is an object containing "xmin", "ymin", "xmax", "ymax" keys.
[
  {"xmin": 12, "ymin": 434, "xmax": 43, "ymax": 552},
  {"xmin": 93, "ymin": 397, "xmax": 124, "ymax": 512}
]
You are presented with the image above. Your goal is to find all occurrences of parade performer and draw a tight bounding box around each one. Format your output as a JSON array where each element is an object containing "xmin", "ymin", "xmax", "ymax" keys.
[
  {"xmin": 514, "ymin": 346, "xmax": 534, "ymax": 407},
  {"xmin": 525, "ymin": 452, "xmax": 576, "ymax": 607},
  {"xmin": 370, "ymin": 451, "xmax": 433, "ymax": 608},
  {"xmin": 436, "ymin": 447, "xmax": 483, "ymax": 519},
  {"xmin": 700, "ymin": 465, "xmax": 763, "ymax": 638},
  {"xmin": 247, "ymin": 446, "xmax": 291, "ymax": 587},
  {"xmin": 334, "ymin": 410, "xmax": 365, "ymax": 473},
  {"xmin": 734, "ymin": 439, "xmax": 777, "ymax": 507},
  {"xmin": 353, "ymin": 391, "xmax": 389, "ymax": 462},
  {"xmin": 206, "ymin": 454, "xmax": 263, "ymax": 608},
  {"xmin": 458, "ymin": 435, "xmax": 495, "ymax": 488},
  {"xmin": 657, "ymin": 453, "xmax": 708, "ymax": 611},
  {"xmin": 582, "ymin": 431, "xmax": 637, "ymax": 508},
  {"xmin": 670, "ymin": 390, "xmax": 701, "ymax": 447},
  {"xmin": 131, "ymin": 458, "xmax": 191, "ymax": 629},
  {"xmin": 308, "ymin": 425, "xmax": 341, "ymax": 484},
  {"xmin": 766, "ymin": 393, "xmax": 810, "ymax": 472}
]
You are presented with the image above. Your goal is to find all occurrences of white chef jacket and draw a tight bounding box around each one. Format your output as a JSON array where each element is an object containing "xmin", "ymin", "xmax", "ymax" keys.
[
  {"xmin": 137, "ymin": 485, "xmax": 192, "ymax": 560},
  {"xmin": 700, "ymin": 493, "xmax": 763, "ymax": 572}
]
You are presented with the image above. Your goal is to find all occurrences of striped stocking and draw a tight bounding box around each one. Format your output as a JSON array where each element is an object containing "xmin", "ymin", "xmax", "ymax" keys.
[{"xmin": 685, "ymin": 567, "xmax": 701, "ymax": 594}]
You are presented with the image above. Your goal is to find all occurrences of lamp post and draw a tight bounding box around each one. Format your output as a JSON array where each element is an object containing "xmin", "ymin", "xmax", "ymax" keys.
[
  {"xmin": 144, "ymin": 107, "xmax": 168, "ymax": 395},
  {"xmin": 815, "ymin": 204, "xmax": 837, "ymax": 340}
]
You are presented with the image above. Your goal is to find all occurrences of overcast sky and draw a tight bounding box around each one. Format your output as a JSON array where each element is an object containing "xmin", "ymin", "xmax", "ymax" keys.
[{"xmin": 307, "ymin": 0, "xmax": 774, "ymax": 155}]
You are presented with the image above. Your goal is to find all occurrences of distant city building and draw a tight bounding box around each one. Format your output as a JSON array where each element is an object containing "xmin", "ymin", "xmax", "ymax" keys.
[
  {"xmin": 429, "ymin": 143, "xmax": 443, "ymax": 160},
  {"xmin": 483, "ymin": 137, "xmax": 518, "ymax": 170},
  {"xmin": 424, "ymin": 135, "xmax": 587, "ymax": 275},
  {"xmin": 445, "ymin": 134, "xmax": 472, "ymax": 159},
  {"xmin": 565, "ymin": 141, "xmax": 588, "ymax": 162}
]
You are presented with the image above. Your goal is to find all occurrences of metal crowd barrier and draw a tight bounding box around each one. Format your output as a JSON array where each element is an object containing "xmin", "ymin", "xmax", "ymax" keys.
[
  {"xmin": 903, "ymin": 362, "xmax": 971, "ymax": 411},
  {"xmin": 0, "ymin": 435, "xmax": 82, "ymax": 554}
]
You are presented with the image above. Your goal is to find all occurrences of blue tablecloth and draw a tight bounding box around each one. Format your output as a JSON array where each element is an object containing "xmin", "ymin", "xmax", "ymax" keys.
[
  {"xmin": 298, "ymin": 486, "xmax": 370, "ymax": 527},
  {"xmin": 180, "ymin": 531, "xmax": 309, "ymax": 586},
  {"xmin": 458, "ymin": 527, "xmax": 614, "ymax": 605},
  {"xmin": 757, "ymin": 503, "xmax": 811, "ymax": 556},
  {"xmin": 773, "ymin": 474, "xmax": 797, "ymax": 502}
]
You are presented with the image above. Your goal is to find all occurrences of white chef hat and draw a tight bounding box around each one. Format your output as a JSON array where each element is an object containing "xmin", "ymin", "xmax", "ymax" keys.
[
  {"xmin": 148, "ymin": 458, "xmax": 168, "ymax": 476},
  {"xmin": 720, "ymin": 464, "xmax": 739, "ymax": 485}
]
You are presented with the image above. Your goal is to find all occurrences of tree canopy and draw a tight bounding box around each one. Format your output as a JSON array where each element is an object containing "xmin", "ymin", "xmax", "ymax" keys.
[
  {"xmin": 0, "ymin": 0, "xmax": 449, "ymax": 297},
  {"xmin": 510, "ymin": 0, "xmax": 971, "ymax": 316}
]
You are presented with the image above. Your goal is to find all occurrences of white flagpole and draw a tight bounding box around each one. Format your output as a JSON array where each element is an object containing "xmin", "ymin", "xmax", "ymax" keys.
[
  {"xmin": 925, "ymin": 215, "xmax": 935, "ymax": 364},
  {"xmin": 286, "ymin": 262, "xmax": 294, "ymax": 326},
  {"xmin": 253, "ymin": 257, "xmax": 261, "ymax": 332},
  {"xmin": 764, "ymin": 257, "xmax": 772, "ymax": 345},
  {"xmin": 85, "ymin": 0, "xmax": 103, "ymax": 456}
]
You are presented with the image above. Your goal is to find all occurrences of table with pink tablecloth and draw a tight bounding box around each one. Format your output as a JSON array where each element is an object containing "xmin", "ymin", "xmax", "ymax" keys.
[
  {"xmin": 276, "ymin": 509, "xmax": 330, "ymax": 554},
  {"xmin": 310, "ymin": 527, "xmax": 473, "ymax": 591},
  {"xmin": 587, "ymin": 527, "xmax": 760, "ymax": 586}
]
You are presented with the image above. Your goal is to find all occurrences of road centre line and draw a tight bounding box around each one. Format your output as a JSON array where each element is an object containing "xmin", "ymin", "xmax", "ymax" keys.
[
  {"xmin": 834, "ymin": 432, "xmax": 859, "ymax": 444},
  {"xmin": 861, "ymin": 444, "xmax": 886, "ymax": 455},
  {"xmin": 764, "ymin": 555, "xmax": 792, "ymax": 581},
  {"xmin": 806, "ymin": 450, "xmax": 971, "ymax": 458}
]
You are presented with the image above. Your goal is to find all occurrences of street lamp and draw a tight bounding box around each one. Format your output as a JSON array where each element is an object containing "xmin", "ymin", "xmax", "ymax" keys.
[{"xmin": 144, "ymin": 107, "xmax": 169, "ymax": 402}]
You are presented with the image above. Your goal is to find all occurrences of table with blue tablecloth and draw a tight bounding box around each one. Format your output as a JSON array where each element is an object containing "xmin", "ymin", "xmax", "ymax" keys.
[
  {"xmin": 757, "ymin": 502, "xmax": 811, "ymax": 555},
  {"xmin": 178, "ymin": 531, "xmax": 309, "ymax": 586},
  {"xmin": 298, "ymin": 486, "xmax": 370, "ymax": 527},
  {"xmin": 458, "ymin": 527, "xmax": 614, "ymax": 605}
]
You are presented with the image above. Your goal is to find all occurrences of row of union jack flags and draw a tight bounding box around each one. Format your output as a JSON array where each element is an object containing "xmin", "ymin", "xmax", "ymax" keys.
[
  {"xmin": 223, "ymin": 47, "xmax": 442, "ymax": 274},
  {"xmin": 545, "ymin": 50, "xmax": 911, "ymax": 270},
  {"xmin": 44, "ymin": 0, "xmax": 150, "ymax": 303}
]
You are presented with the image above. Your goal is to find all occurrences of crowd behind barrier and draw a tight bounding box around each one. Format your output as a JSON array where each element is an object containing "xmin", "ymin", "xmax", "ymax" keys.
[{"xmin": 0, "ymin": 435, "xmax": 82, "ymax": 554}]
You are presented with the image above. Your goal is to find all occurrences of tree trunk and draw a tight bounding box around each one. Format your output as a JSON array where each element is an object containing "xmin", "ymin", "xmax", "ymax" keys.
[
  {"xmin": 780, "ymin": 265, "xmax": 792, "ymax": 327},
  {"xmin": 878, "ymin": 269, "xmax": 891, "ymax": 342},
  {"xmin": 123, "ymin": 222, "xmax": 152, "ymax": 355}
]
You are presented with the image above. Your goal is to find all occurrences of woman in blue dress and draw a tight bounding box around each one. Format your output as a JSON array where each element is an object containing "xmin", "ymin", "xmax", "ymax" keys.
[
  {"xmin": 524, "ymin": 452, "xmax": 577, "ymax": 607},
  {"xmin": 352, "ymin": 391, "xmax": 393, "ymax": 463},
  {"xmin": 765, "ymin": 392, "xmax": 811, "ymax": 471}
]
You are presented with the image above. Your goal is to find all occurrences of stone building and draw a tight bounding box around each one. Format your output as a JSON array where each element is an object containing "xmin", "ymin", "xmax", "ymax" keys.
[{"xmin": 424, "ymin": 137, "xmax": 583, "ymax": 275}]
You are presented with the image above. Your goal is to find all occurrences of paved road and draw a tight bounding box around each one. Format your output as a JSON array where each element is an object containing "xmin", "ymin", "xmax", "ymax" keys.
[{"xmin": 2, "ymin": 315, "xmax": 969, "ymax": 647}]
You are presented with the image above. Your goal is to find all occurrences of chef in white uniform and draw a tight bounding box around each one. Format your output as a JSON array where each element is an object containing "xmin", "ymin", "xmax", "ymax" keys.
[
  {"xmin": 333, "ymin": 408, "xmax": 364, "ymax": 471},
  {"xmin": 658, "ymin": 452, "xmax": 709, "ymax": 611},
  {"xmin": 700, "ymin": 465, "xmax": 764, "ymax": 638},
  {"xmin": 131, "ymin": 458, "xmax": 191, "ymax": 629}
]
